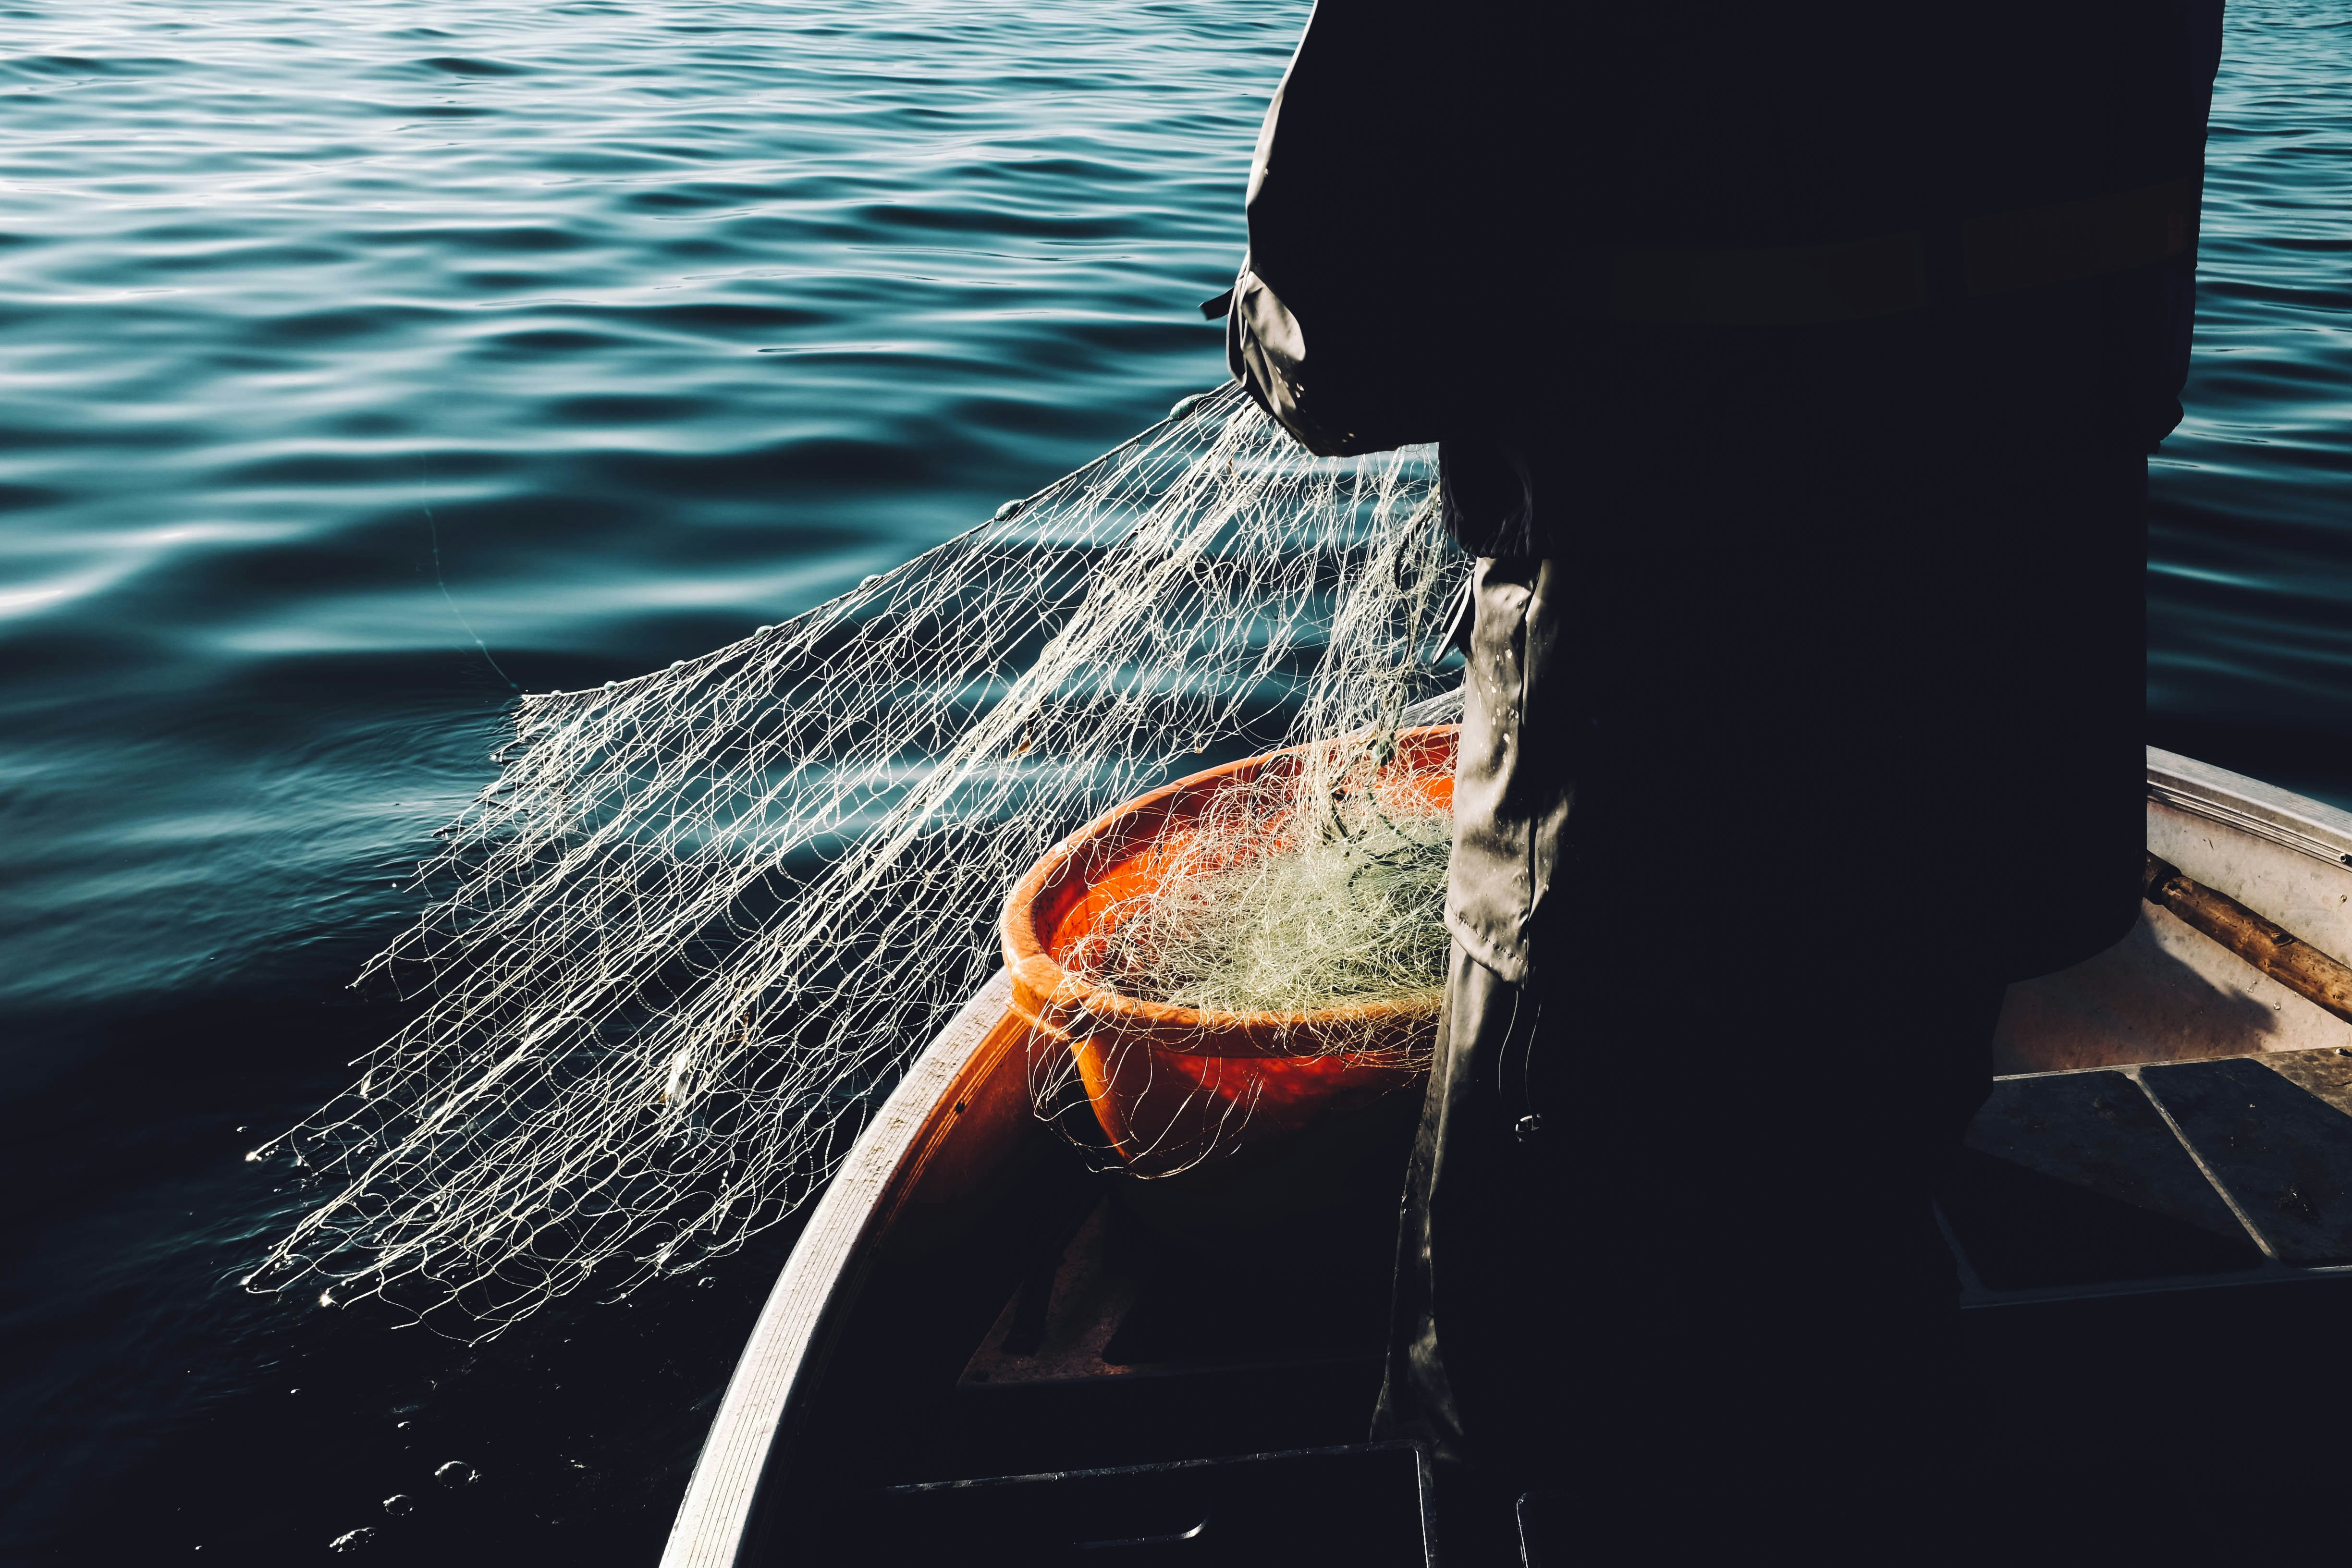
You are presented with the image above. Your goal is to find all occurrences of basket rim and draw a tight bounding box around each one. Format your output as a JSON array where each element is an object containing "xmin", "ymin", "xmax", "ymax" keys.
[{"xmin": 1000, "ymin": 724, "xmax": 1458, "ymax": 1040}]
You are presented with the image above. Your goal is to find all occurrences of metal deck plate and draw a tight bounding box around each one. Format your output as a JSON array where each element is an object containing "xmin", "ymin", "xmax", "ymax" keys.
[{"xmin": 1941, "ymin": 1069, "xmax": 2262, "ymax": 1290}]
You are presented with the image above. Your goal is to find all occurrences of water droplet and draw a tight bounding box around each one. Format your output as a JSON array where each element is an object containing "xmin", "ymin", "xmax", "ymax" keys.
[
  {"xmin": 382, "ymin": 1494, "xmax": 414, "ymax": 1517},
  {"xmin": 434, "ymin": 1461, "xmax": 478, "ymax": 1488},
  {"xmin": 755, "ymin": 625, "xmax": 773, "ymax": 634},
  {"xmin": 993, "ymin": 499, "xmax": 1022, "ymax": 521},
  {"xmin": 327, "ymin": 1527, "xmax": 377, "ymax": 1552},
  {"xmin": 669, "ymin": 660, "xmax": 684, "ymax": 670},
  {"xmin": 318, "ymin": 1290, "xmax": 335, "ymax": 1308},
  {"xmin": 859, "ymin": 574, "xmax": 882, "ymax": 589}
]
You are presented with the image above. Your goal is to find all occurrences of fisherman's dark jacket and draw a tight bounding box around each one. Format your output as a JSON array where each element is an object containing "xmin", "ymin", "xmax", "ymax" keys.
[
  {"xmin": 1230, "ymin": 0, "xmax": 2222, "ymax": 985},
  {"xmin": 1231, "ymin": 0, "xmax": 2223, "ymax": 525}
]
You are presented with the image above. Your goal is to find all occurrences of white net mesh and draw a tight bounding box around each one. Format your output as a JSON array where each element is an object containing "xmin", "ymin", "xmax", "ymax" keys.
[
  {"xmin": 246, "ymin": 382, "xmax": 1466, "ymax": 1336},
  {"xmin": 1069, "ymin": 758, "xmax": 1454, "ymax": 1017}
]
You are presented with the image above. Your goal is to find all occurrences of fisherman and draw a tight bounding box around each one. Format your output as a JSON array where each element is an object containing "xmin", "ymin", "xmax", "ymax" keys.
[{"xmin": 1220, "ymin": 4, "xmax": 2224, "ymax": 1559}]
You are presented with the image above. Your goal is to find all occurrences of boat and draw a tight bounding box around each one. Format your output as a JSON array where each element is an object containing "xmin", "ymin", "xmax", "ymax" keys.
[{"xmin": 660, "ymin": 746, "xmax": 2352, "ymax": 1566}]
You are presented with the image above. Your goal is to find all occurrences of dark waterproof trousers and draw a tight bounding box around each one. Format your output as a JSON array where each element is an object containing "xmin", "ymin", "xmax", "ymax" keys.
[{"xmin": 1376, "ymin": 448, "xmax": 2149, "ymax": 1560}]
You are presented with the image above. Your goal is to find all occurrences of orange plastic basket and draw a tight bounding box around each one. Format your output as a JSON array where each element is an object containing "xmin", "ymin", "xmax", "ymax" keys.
[{"xmin": 1001, "ymin": 725, "xmax": 1454, "ymax": 1176}]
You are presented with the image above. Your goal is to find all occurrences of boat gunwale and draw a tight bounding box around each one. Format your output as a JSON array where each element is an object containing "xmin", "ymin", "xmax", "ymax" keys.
[
  {"xmin": 2147, "ymin": 744, "xmax": 2352, "ymax": 870},
  {"xmin": 658, "ymin": 970, "xmax": 1018, "ymax": 1568}
]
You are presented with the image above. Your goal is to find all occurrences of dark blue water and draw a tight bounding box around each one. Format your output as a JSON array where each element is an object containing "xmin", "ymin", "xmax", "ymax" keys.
[
  {"xmin": 0, "ymin": 2, "xmax": 2344, "ymax": 1560},
  {"xmin": 2150, "ymin": 1, "xmax": 2352, "ymax": 791}
]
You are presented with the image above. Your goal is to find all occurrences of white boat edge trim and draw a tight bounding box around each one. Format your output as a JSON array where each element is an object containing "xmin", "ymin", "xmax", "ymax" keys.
[
  {"xmin": 2148, "ymin": 745, "xmax": 2352, "ymax": 869},
  {"xmin": 659, "ymin": 969, "xmax": 1015, "ymax": 1568}
]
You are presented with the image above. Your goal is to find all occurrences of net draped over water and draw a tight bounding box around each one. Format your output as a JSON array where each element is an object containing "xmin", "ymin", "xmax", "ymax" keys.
[{"xmin": 247, "ymin": 383, "xmax": 1467, "ymax": 1336}]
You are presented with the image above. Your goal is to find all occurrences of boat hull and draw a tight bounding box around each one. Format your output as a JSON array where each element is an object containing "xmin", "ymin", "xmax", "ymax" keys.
[{"xmin": 667, "ymin": 746, "xmax": 2352, "ymax": 1566}]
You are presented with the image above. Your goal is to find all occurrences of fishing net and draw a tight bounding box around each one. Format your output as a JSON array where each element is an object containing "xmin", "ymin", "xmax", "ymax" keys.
[
  {"xmin": 245, "ymin": 382, "xmax": 1467, "ymax": 1337},
  {"xmin": 1071, "ymin": 763, "xmax": 1454, "ymax": 1017}
]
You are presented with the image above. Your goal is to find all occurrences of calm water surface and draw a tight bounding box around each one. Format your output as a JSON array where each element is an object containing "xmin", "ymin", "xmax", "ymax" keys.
[{"xmin": 0, "ymin": 1, "xmax": 2345, "ymax": 1560}]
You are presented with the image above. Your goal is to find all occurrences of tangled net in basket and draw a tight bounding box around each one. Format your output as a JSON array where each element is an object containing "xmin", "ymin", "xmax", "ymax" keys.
[
  {"xmin": 243, "ymin": 381, "xmax": 1467, "ymax": 1337},
  {"xmin": 1073, "ymin": 742, "xmax": 1453, "ymax": 1017}
]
